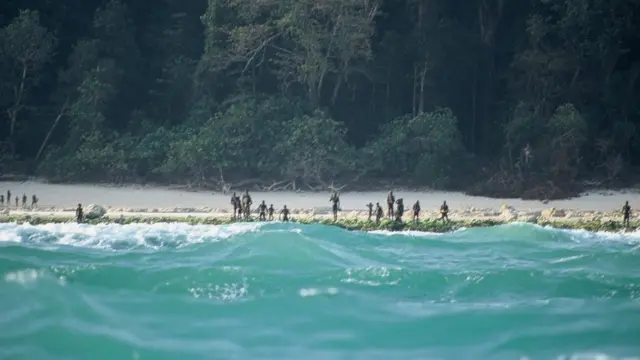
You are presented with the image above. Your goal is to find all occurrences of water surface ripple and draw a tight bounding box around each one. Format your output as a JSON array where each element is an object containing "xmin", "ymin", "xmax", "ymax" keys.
[{"xmin": 1, "ymin": 222, "xmax": 639, "ymax": 360}]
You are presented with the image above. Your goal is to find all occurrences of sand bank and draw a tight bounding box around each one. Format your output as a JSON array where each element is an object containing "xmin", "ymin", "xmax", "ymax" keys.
[
  {"xmin": 1, "ymin": 180, "xmax": 639, "ymax": 211},
  {"xmin": 0, "ymin": 180, "xmax": 637, "ymax": 225}
]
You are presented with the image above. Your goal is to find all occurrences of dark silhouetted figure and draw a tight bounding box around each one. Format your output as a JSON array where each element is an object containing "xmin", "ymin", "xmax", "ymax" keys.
[
  {"xmin": 230, "ymin": 192, "xmax": 239, "ymax": 220},
  {"xmin": 76, "ymin": 204, "xmax": 83, "ymax": 223},
  {"xmin": 412, "ymin": 200, "xmax": 421, "ymax": 223},
  {"xmin": 268, "ymin": 204, "xmax": 275, "ymax": 221},
  {"xmin": 15, "ymin": 197, "xmax": 18, "ymax": 207},
  {"xmin": 440, "ymin": 201, "xmax": 449, "ymax": 222},
  {"xmin": 623, "ymin": 201, "xmax": 631, "ymax": 228},
  {"xmin": 366, "ymin": 202, "xmax": 374, "ymax": 221},
  {"xmin": 31, "ymin": 194, "xmax": 38, "ymax": 209},
  {"xmin": 0, "ymin": 194, "xmax": 4, "ymax": 206},
  {"xmin": 387, "ymin": 191, "xmax": 395, "ymax": 219},
  {"xmin": 330, "ymin": 192, "xmax": 340, "ymax": 221},
  {"xmin": 242, "ymin": 190, "xmax": 252, "ymax": 220},
  {"xmin": 22, "ymin": 194, "xmax": 27, "ymax": 208},
  {"xmin": 258, "ymin": 201, "xmax": 267, "ymax": 221},
  {"xmin": 375, "ymin": 203, "xmax": 383, "ymax": 223},
  {"xmin": 234, "ymin": 194, "xmax": 241, "ymax": 219},
  {"xmin": 280, "ymin": 205, "xmax": 290, "ymax": 222},
  {"xmin": 7, "ymin": 190, "xmax": 11, "ymax": 207},
  {"xmin": 395, "ymin": 198, "xmax": 404, "ymax": 222}
]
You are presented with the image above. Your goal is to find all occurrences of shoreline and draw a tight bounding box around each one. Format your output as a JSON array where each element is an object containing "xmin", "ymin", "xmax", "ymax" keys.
[
  {"xmin": 0, "ymin": 180, "xmax": 638, "ymax": 233},
  {"xmin": 1, "ymin": 180, "xmax": 640, "ymax": 212},
  {"xmin": 0, "ymin": 207, "xmax": 635, "ymax": 233}
]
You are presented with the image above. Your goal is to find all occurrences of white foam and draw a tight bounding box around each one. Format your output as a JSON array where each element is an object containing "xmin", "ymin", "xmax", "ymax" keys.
[
  {"xmin": 299, "ymin": 287, "xmax": 339, "ymax": 297},
  {"xmin": 4, "ymin": 269, "xmax": 40, "ymax": 284},
  {"xmin": 0, "ymin": 230, "xmax": 21, "ymax": 243},
  {"xmin": 188, "ymin": 278, "xmax": 249, "ymax": 301},
  {"xmin": 566, "ymin": 228, "xmax": 640, "ymax": 240},
  {"xmin": 341, "ymin": 267, "xmax": 401, "ymax": 287},
  {"xmin": 552, "ymin": 354, "xmax": 640, "ymax": 360},
  {"xmin": 549, "ymin": 254, "xmax": 587, "ymax": 264},
  {"xmin": 0, "ymin": 222, "xmax": 264, "ymax": 250},
  {"xmin": 368, "ymin": 230, "xmax": 446, "ymax": 237},
  {"xmin": 3, "ymin": 268, "xmax": 67, "ymax": 286}
]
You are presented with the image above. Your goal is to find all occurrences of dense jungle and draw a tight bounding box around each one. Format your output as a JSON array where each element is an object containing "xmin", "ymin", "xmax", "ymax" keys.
[{"xmin": 1, "ymin": 0, "xmax": 639, "ymax": 199}]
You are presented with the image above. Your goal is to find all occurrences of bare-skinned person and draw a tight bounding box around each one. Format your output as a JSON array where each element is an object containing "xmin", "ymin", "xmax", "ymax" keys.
[{"xmin": 280, "ymin": 205, "xmax": 290, "ymax": 222}]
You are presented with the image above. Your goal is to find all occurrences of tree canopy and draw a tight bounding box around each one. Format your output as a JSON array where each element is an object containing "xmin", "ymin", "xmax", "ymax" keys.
[{"xmin": 1, "ymin": 0, "xmax": 639, "ymax": 198}]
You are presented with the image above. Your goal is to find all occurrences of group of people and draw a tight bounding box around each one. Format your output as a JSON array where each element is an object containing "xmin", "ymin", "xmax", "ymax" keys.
[
  {"xmin": 3, "ymin": 187, "xmax": 634, "ymax": 227},
  {"xmin": 228, "ymin": 190, "xmax": 450, "ymax": 223},
  {"xmin": 363, "ymin": 191, "xmax": 450, "ymax": 224},
  {"xmin": 226, "ymin": 190, "xmax": 634, "ymax": 227},
  {"xmin": 331, "ymin": 190, "xmax": 450, "ymax": 223},
  {"xmin": 0, "ymin": 190, "xmax": 38, "ymax": 209},
  {"xmin": 230, "ymin": 191, "xmax": 292, "ymax": 222}
]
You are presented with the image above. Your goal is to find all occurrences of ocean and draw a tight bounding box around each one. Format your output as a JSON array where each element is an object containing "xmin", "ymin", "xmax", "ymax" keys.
[{"xmin": 1, "ymin": 222, "xmax": 639, "ymax": 360}]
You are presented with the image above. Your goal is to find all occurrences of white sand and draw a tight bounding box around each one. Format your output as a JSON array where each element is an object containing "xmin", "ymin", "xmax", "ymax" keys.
[{"xmin": 0, "ymin": 180, "xmax": 638, "ymax": 213}]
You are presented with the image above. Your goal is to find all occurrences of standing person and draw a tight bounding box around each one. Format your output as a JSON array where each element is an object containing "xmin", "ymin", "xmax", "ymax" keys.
[
  {"xmin": 386, "ymin": 191, "xmax": 395, "ymax": 219},
  {"xmin": 31, "ymin": 194, "xmax": 38, "ymax": 209},
  {"xmin": 21, "ymin": 194, "xmax": 27, "ymax": 208},
  {"xmin": 230, "ymin": 192, "xmax": 239, "ymax": 220},
  {"xmin": 375, "ymin": 203, "xmax": 384, "ymax": 223},
  {"xmin": 268, "ymin": 204, "xmax": 275, "ymax": 221},
  {"xmin": 395, "ymin": 198, "xmax": 404, "ymax": 222},
  {"xmin": 7, "ymin": 190, "xmax": 11, "ymax": 208},
  {"xmin": 234, "ymin": 193, "xmax": 242, "ymax": 219},
  {"xmin": 623, "ymin": 201, "xmax": 631, "ymax": 228},
  {"xmin": 412, "ymin": 200, "xmax": 421, "ymax": 223},
  {"xmin": 330, "ymin": 191, "xmax": 340, "ymax": 221},
  {"xmin": 242, "ymin": 190, "xmax": 252, "ymax": 221},
  {"xmin": 440, "ymin": 201, "xmax": 449, "ymax": 222},
  {"xmin": 258, "ymin": 201, "xmax": 267, "ymax": 221},
  {"xmin": 15, "ymin": 197, "xmax": 18, "ymax": 208},
  {"xmin": 366, "ymin": 202, "xmax": 374, "ymax": 221},
  {"xmin": 280, "ymin": 205, "xmax": 290, "ymax": 222},
  {"xmin": 76, "ymin": 204, "xmax": 83, "ymax": 223},
  {"xmin": 0, "ymin": 194, "xmax": 4, "ymax": 207}
]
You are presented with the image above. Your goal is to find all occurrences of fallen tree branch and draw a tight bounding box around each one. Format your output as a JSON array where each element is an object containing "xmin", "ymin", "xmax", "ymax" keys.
[
  {"xmin": 265, "ymin": 179, "xmax": 294, "ymax": 192},
  {"xmin": 36, "ymin": 100, "xmax": 69, "ymax": 161}
]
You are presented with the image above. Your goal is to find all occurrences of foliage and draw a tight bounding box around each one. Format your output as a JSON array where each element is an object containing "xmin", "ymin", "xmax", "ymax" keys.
[
  {"xmin": 546, "ymin": 103, "xmax": 588, "ymax": 177},
  {"xmin": 275, "ymin": 111, "xmax": 357, "ymax": 187},
  {"xmin": 364, "ymin": 108, "xmax": 466, "ymax": 188},
  {"xmin": 0, "ymin": 10, "xmax": 56, "ymax": 155},
  {"xmin": 1, "ymin": 0, "xmax": 640, "ymax": 198}
]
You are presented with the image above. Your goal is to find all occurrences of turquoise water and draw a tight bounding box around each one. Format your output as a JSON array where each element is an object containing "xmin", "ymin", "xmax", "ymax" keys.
[{"xmin": 1, "ymin": 222, "xmax": 639, "ymax": 360}]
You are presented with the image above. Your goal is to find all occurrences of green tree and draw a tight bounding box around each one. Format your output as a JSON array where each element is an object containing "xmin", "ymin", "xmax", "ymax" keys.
[
  {"xmin": 364, "ymin": 108, "xmax": 467, "ymax": 188},
  {"xmin": 276, "ymin": 110, "xmax": 356, "ymax": 190},
  {"xmin": 0, "ymin": 9, "xmax": 56, "ymax": 156},
  {"xmin": 546, "ymin": 103, "xmax": 588, "ymax": 178}
]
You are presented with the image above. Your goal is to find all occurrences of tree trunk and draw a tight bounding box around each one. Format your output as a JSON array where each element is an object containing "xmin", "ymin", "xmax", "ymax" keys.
[
  {"xmin": 476, "ymin": 0, "xmax": 503, "ymax": 155},
  {"xmin": 419, "ymin": 62, "xmax": 427, "ymax": 114},
  {"xmin": 317, "ymin": 68, "xmax": 328, "ymax": 102},
  {"xmin": 471, "ymin": 66, "xmax": 477, "ymax": 154},
  {"xmin": 36, "ymin": 101, "xmax": 69, "ymax": 161},
  {"xmin": 482, "ymin": 50, "xmax": 495, "ymax": 155},
  {"xmin": 308, "ymin": 76, "xmax": 319, "ymax": 106},
  {"xmin": 371, "ymin": 84, "xmax": 376, "ymax": 113},
  {"xmin": 412, "ymin": 64, "xmax": 418, "ymax": 116},
  {"xmin": 331, "ymin": 72, "xmax": 343, "ymax": 105},
  {"xmin": 7, "ymin": 64, "xmax": 28, "ymax": 156}
]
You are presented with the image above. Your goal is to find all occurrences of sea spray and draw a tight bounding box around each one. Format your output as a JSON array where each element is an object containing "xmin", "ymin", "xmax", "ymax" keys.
[{"xmin": 1, "ymin": 222, "xmax": 639, "ymax": 360}]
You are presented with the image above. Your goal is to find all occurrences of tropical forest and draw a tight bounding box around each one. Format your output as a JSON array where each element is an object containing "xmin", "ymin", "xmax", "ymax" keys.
[{"xmin": 1, "ymin": 0, "xmax": 639, "ymax": 199}]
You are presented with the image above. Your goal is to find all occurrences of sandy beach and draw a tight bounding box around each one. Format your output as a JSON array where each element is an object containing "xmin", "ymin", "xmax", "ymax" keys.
[{"xmin": 0, "ymin": 180, "xmax": 638, "ymax": 222}]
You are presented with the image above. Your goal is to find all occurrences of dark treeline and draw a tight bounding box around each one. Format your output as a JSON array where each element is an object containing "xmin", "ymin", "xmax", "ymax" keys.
[{"xmin": 1, "ymin": 0, "xmax": 640, "ymax": 199}]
